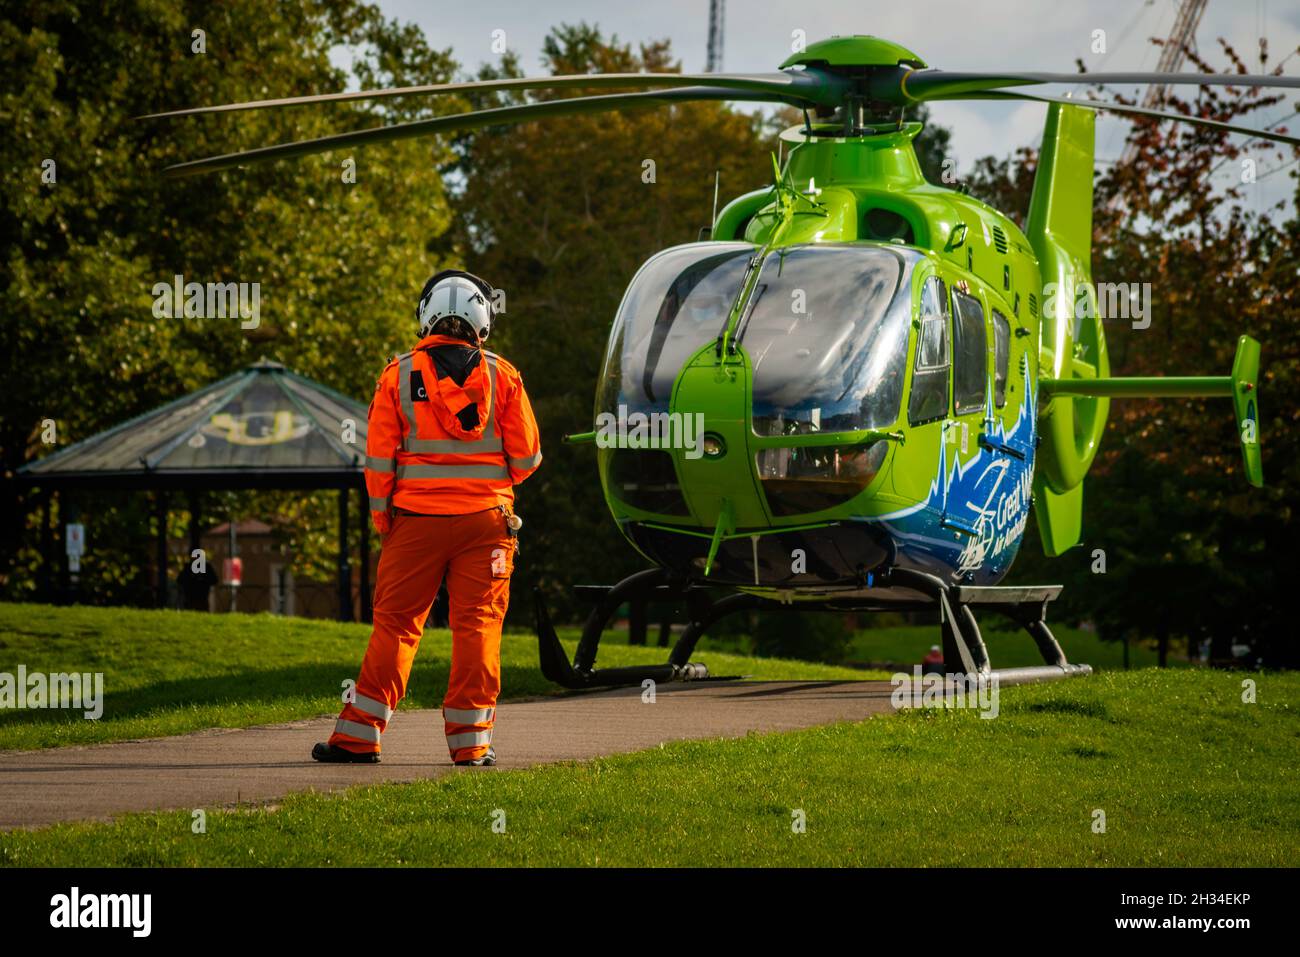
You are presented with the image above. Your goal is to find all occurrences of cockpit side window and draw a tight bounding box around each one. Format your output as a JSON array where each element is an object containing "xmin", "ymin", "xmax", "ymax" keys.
[
  {"xmin": 951, "ymin": 288, "xmax": 987, "ymax": 416},
  {"xmin": 907, "ymin": 275, "xmax": 949, "ymax": 425},
  {"xmin": 992, "ymin": 309, "xmax": 1010, "ymax": 408}
]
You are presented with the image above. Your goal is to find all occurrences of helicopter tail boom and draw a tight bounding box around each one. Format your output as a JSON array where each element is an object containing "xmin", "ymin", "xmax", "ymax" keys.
[{"xmin": 1039, "ymin": 334, "xmax": 1262, "ymax": 487}]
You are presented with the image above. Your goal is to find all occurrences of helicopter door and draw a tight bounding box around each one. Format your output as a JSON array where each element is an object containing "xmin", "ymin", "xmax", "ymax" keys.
[
  {"xmin": 940, "ymin": 285, "xmax": 989, "ymax": 536},
  {"xmin": 979, "ymin": 307, "xmax": 1032, "ymax": 459}
]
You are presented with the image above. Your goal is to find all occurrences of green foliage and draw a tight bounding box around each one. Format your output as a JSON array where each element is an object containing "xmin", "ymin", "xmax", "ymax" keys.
[
  {"xmin": 1, "ymin": 0, "xmax": 460, "ymax": 598},
  {"xmin": 752, "ymin": 610, "xmax": 854, "ymax": 664}
]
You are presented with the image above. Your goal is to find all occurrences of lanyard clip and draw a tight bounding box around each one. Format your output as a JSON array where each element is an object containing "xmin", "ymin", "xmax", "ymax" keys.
[{"xmin": 500, "ymin": 505, "xmax": 522, "ymax": 537}]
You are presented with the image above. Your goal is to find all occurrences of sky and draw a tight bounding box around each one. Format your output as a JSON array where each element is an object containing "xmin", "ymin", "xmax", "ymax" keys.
[{"xmin": 369, "ymin": 0, "xmax": 1300, "ymax": 217}]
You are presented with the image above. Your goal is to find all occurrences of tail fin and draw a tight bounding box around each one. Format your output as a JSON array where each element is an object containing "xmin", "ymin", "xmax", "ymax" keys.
[
  {"xmin": 1039, "ymin": 335, "xmax": 1263, "ymax": 488},
  {"xmin": 1230, "ymin": 336, "xmax": 1263, "ymax": 487},
  {"xmin": 1025, "ymin": 102, "xmax": 1104, "ymax": 556}
]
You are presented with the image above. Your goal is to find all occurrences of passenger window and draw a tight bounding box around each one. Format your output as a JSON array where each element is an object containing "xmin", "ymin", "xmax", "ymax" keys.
[
  {"xmin": 907, "ymin": 276, "xmax": 949, "ymax": 425},
  {"xmin": 992, "ymin": 310, "xmax": 1010, "ymax": 408},
  {"xmin": 952, "ymin": 289, "xmax": 987, "ymax": 416}
]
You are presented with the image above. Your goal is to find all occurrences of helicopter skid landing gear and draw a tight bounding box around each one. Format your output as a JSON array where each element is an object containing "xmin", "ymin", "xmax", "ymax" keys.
[
  {"xmin": 533, "ymin": 569, "xmax": 741, "ymax": 690},
  {"xmin": 888, "ymin": 568, "xmax": 1093, "ymax": 684},
  {"xmin": 533, "ymin": 567, "xmax": 1091, "ymax": 691}
]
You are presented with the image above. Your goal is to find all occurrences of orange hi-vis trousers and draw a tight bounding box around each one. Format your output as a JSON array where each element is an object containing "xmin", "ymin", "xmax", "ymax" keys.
[{"xmin": 329, "ymin": 507, "xmax": 515, "ymax": 762}]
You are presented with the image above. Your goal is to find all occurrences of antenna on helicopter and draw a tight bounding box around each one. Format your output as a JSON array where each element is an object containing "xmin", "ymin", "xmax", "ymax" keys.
[
  {"xmin": 712, "ymin": 170, "xmax": 721, "ymax": 230},
  {"xmin": 699, "ymin": 170, "xmax": 722, "ymax": 241}
]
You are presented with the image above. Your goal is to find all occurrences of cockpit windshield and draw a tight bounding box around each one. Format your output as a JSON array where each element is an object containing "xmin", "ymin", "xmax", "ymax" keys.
[
  {"xmin": 740, "ymin": 244, "xmax": 916, "ymax": 436},
  {"xmin": 598, "ymin": 243, "xmax": 753, "ymax": 415}
]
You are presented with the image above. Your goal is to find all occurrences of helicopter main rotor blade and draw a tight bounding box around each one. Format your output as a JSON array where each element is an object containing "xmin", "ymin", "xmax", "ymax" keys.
[
  {"xmin": 900, "ymin": 69, "xmax": 1300, "ymax": 102},
  {"xmin": 163, "ymin": 86, "xmax": 797, "ymax": 177},
  {"xmin": 140, "ymin": 70, "xmax": 839, "ymax": 120},
  {"xmin": 935, "ymin": 90, "xmax": 1300, "ymax": 147}
]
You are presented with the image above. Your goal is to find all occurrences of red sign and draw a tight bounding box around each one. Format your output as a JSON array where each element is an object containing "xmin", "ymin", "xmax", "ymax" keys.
[{"xmin": 223, "ymin": 556, "xmax": 243, "ymax": 586}]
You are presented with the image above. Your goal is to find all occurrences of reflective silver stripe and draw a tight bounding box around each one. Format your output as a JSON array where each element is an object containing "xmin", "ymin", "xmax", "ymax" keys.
[
  {"xmin": 369, "ymin": 496, "xmax": 390, "ymax": 512},
  {"xmin": 334, "ymin": 718, "xmax": 381, "ymax": 743},
  {"xmin": 444, "ymin": 706, "xmax": 495, "ymax": 725},
  {"xmin": 406, "ymin": 356, "xmax": 501, "ymax": 454},
  {"xmin": 351, "ymin": 693, "xmax": 393, "ymax": 721},
  {"xmin": 397, "ymin": 464, "xmax": 510, "ymax": 480},
  {"xmin": 508, "ymin": 451, "xmax": 542, "ymax": 471},
  {"xmin": 366, "ymin": 455, "xmax": 396, "ymax": 472},
  {"xmin": 446, "ymin": 730, "xmax": 493, "ymax": 749},
  {"xmin": 398, "ymin": 352, "xmax": 417, "ymax": 450},
  {"xmin": 406, "ymin": 435, "xmax": 503, "ymax": 454}
]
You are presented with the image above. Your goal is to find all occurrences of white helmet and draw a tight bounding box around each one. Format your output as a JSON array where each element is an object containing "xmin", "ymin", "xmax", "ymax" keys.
[{"xmin": 416, "ymin": 271, "xmax": 493, "ymax": 341}]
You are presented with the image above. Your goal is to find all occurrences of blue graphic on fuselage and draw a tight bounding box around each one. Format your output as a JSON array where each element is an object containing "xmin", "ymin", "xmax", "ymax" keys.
[{"xmin": 871, "ymin": 361, "xmax": 1037, "ymax": 585}]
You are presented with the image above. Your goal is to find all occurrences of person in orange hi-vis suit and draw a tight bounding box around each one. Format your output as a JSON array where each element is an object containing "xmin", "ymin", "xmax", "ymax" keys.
[{"xmin": 313, "ymin": 269, "xmax": 541, "ymax": 767}]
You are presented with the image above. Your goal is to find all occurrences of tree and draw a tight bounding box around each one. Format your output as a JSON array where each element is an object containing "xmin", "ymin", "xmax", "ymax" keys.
[
  {"xmin": 752, "ymin": 610, "xmax": 853, "ymax": 665},
  {"xmin": 1, "ymin": 0, "xmax": 461, "ymax": 600}
]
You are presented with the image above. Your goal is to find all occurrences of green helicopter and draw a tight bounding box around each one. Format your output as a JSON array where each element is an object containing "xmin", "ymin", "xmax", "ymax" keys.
[{"xmin": 154, "ymin": 35, "xmax": 1287, "ymax": 688}]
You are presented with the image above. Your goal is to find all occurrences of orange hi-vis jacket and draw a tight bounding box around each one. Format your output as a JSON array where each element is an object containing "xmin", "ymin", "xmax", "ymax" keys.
[{"xmin": 365, "ymin": 334, "xmax": 542, "ymax": 521}]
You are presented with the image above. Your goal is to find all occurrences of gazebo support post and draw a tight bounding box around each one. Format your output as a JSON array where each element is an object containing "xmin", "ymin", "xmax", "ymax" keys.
[
  {"xmin": 358, "ymin": 487, "xmax": 371, "ymax": 624},
  {"xmin": 39, "ymin": 489, "xmax": 53, "ymax": 602},
  {"xmin": 187, "ymin": 490, "xmax": 202, "ymax": 558},
  {"xmin": 62, "ymin": 496, "xmax": 78, "ymax": 605},
  {"xmin": 337, "ymin": 487, "xmax": 353, "ymax": 622},
  {"xmin": 155, "ymin": 490, "xmax": 169, "ymax": 608}
]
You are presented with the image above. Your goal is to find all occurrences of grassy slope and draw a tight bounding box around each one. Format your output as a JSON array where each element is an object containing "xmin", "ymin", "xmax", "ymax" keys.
[
  {"xmin": 0, "ymin": 603, "xmax": 876, "ymax": 750},
  {"xmin": 2, "ymin": 668, "xmax": 1295, "ymax": 866}
]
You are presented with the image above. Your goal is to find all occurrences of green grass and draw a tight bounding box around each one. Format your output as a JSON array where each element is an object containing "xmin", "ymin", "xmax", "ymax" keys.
[
  {"xmin": 2, "ymin": 668, "xmax": 1294, "ymax": 866},
  {"xmin": 0, "ymin": 602, "xmax": 875, "ymax": 751}
]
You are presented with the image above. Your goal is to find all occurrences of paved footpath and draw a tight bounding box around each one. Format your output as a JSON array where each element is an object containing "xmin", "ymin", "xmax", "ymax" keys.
[{"xmin": 0, "ymin": 680, "xmax": 901, "ymax": 830}]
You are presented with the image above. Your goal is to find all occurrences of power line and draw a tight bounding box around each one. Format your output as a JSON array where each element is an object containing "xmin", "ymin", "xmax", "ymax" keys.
[
  {"xmin": 1117, "ymin": 0, "xmax": 1210, "ymax": 166},
  {"xmin": 1099, "ymin": 1, "xmax": 1176, "ymax": 166},
  {"xmin": 1255, "ymin": 154, "xmax": 1299, "ymax": 180}
]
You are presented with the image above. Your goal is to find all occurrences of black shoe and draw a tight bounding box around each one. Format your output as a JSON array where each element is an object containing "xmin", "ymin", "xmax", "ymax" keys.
[
  {"xmin": 312, "ymin": 742, "xmax": 380, "ymax": 764},
  {"xmin": 454, "ymin": 747, "xmax": 496, "ymax": 767}
]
